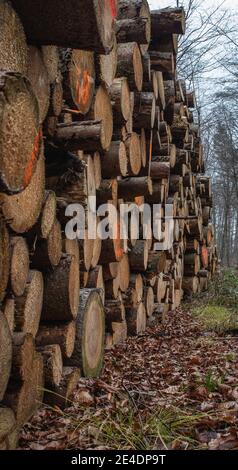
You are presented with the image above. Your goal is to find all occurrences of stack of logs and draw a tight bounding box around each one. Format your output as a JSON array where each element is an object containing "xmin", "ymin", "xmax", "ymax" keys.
[{"xmin": 0, "ymin": 0, "xmax": 217, "ymax": 449}]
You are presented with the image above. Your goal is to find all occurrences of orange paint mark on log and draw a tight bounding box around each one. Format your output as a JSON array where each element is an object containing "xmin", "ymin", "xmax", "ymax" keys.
[
  {"xmin": 109, "ymin": 0, "xmax": 117, "ymax": 19},
  {"xmin": 76, "ymin": 70, "xmax": 91, "ymax": 109},
  {"xmin": 23, "ymin": 129, "xmax": 42, "ymax": 188}
]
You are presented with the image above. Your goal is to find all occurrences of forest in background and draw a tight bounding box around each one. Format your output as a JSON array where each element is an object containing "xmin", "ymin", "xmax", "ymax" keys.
[{"xmin": 150, "ymin": 0, "xmax": 238, "ymax": 266}]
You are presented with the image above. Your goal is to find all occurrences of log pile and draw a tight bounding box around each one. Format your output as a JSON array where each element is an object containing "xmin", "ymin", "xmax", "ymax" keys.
[{"xmin": 0, "ymin": 1, "xmax": 217, "ymax": 449}]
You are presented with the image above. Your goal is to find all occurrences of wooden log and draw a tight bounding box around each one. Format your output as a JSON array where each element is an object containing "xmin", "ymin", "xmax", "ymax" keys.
[
  {"xmin": 54, "ymin": 120, "xmax": 106, "ymax": 153},
  {"xmin": 133, "ymin": 92, "xmax": 156, "ymax": 130},
  {"xmin": 110, "ymin": 321, "xmax": 127, "ymax": 345},
  {"xmin": 11, "ymin": 332, "xmax": 34, "ymax": 382},
  {"xmin": 0, "ymin": 313, "xmax": 12, "ymax": 401},
  {"xmin": 96, "ymin": 179, "xmax": 118, "ymax": 205},
  {"xmin": 36, "ymin": 322, "xmax": 76, "ymax": 360},
  {"xmin": 27, "ymin": 190, "xmax": 57, "ymax": 240},
  {"xmin": 66, "ymin": 289, "xmax": 105, "ymax": 378},
  {"xmin": 42, "ymin": 46, "xmax": 60, "ymax": 84},
  {"xmin": 4, "ymin": 352, "xmax": 44, "ymax": 427},
  {"xmin": 86, "ymin": 84, "xmax": 113, "ymax": 152},
  {"xmin": 109, "ymin": 78, "xmax": 130, "ymax": 127},
  {"xmin": 60, "ymin": 48, "xmax": 95, "ymax": 115},
  {"xmin": 151, "ymin": 7, "xmax": 186, "ymax": 36},
  {"xmin": 12, "ymin": 0, "xmax": 116, "ymax": 53},
  {"xmin": 126, "ymin": 302, "xmax": 146, "ymax": 336},
  {"xmin": 27, "ymin": 46, "xmax": 50, "ymax": 123},
  {"xmin": 116, "ymin": 42, "xmax": 143, "ymax": 91},
  {"xmin": 125, "ymin": 132, "xmax": 142, "ymax": 176},
  {"xmin": 0, "ymin": 218, "xmax": 10, "ymax": 302},
  {"xmin": 115, "ymin": 17, "xmax": 149, "ymax": 44},
  {"xmin": 93, "ymin": 152, "xmax": 102, "ymax": 190},
  {"xmin": 95, "ymin": 33, "xmax": 118, "ymax": 88},
  {"xmin": 101, "ymin": 141, "xmax": 128, "ymax": 178},
  {"xmin": 37, "ymin": 344, "xmax": 63, "ymax": 387},
  {"xmin": 0, "ymin": 71, "xmax": 40, "ymax": 194},
  {"xmin": 9, "ymin": 237, "xmax": 29, "ymax": 297},
  {"xmin": 85, "ymin": 266, "xmax": 105, "ymax": 302},
  {"xmin": 144, "ymin": 286, "xmax": 155, "ymax": 317},
  {"xmin": 129, "ymin": 240, "xmax": 148, "ymax": 272},
  {"xmin": 123, "ymin": 273, "xmax": 143, "ymax": 308},
  {"xmin": 182, "ymin": 276, "xmax": 199, "ymax": 294},
  {"xmin": 0, "ymin": 149, "xmax": 45, "ymax": 234},
  {"xmin": 103, "ymin": 263, "xmax": 119, "ymax": 281},
  {"xmin": 44, "ymin": 366, "xmax": 80, "ymax": 409},
  {"xmin": 150, "ymin": 52, "xmax": 175, "ymax": 76},
  {"xmin": 48, "ymin": 76, "xmax": 63, "ymax": 117},
  {"xmin": 105, "ymin": 298, "xmax": 125, "ymax": 325},
  {"xmin": 2, "ymin": 297, "xmax": 15, "ymax": 335},
  {"xmin": 0, "ymin": 0, "xmax": 27, "ymax": 74},
  {"xmin": 117, "ymin": 0, "xmax": 151, "ymax": 54},
  {"xmin": 78, "ymin": 232, "xmax": 94, "ymax": 272},
  {"xmin": 118, "ymin": 177, "xmax": 152, "ymax": 199},
  {"xmin": 0, "ymin": 407, "xmax": 17, "ymax": 450},
  {"xmin": 30, "ymin": 219, "xmax": 62, "ymax": 270},
  {"xmin": 118, "ymin": 254, "xmax": 130, "ymax": 292},
  {"xmin": 99, "ymin": 226, "xmax": 124, "ymax": 265},
  {"xmin": 14, "ymin": 270, "xmax": 43, "ymax": 337},
  {"xmin": 42, "ymin": 255, "xmax": 79, "ymax": 322}
]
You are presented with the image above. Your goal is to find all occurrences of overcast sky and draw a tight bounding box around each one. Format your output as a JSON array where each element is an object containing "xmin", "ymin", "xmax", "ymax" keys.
[{"xmin": 149, "ymin": 0, "xmax": 238, "ymax": 10}]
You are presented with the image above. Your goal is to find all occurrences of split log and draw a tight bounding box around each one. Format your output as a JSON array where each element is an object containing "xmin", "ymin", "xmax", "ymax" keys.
[
  {"xmin": 12, "ymin": 0, "xmax": 116, "ymax": 53},
  {"xmin": 0, "ymin": 71, "xmax": 40, "ymax": 194},
  {"xmin": 133, "ymin": 92, "xmax": 156, "ymax": 130},
  {"xmin": 10, "ymin": 237, "xmax": 29, "ymax": 297},
  {"xmin": 0, "ymin": 149, "xmax": 45, "ymax": 234},
  {"xmin": 37, "ymin": 344, "xmax": 63, "ymax": 387},
  {"xmin": 30, "ymin": 219, "xmax": 62, "ymax": 270},
  {"xmin": 116, "ymin": 42, "xmax": 143, "ymax": 91},
  {"xmin": 109, "ymin": 78, "xmax": 130, "ymax": 127},
  {"xmin": 14, "ymin": 270, "xmax": 44, "ymax": 337},
  {"xmin": 151, "ymin": 7, "xmax": 186, "ymax": 36},
  {"xmin": 11, "ymin": 332, "xmax": 34, "ymax": 382},
  {"xmin": 60, "ymin": 48, "xmax": 95, "ymax": 114},
  {"xmin": 27, "ymin": 46, "xmax": 50, "ymax": 123},
  {"xmin": 42, "ymin": 255, "xmax": 79, "ymax": 322},
  {"xmin": 36, "ymin": 322, "xmax": 76, "ymax": 360},
  {"xmin": 126, "ymin": 302, "xmax": 146, "ymax": 336},
  {"xmin": 0, "ymin": 218, "xmax": 10, "ymax": 302},
  {"xmin": 101, "ymin": 141, "xmax": 128, "ymax": 178},
  {"xmin": 0, "ymin": 313, "xmax": 12, "ymax": 401},
  {"xmin": 66, "ymin": 289, "xmax": 105, "ymax": 378},
  {"xmin": 44, "ymin": 367, "xmax": 80, "ymax": 409},
  {"xmin": 117, "ymin": 0, "xmax": 151, "ymax": 53}
]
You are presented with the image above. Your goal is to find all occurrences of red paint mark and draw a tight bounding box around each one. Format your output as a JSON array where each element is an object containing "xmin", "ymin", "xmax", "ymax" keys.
[
  {"xmin": 23, "ymin": 129, "xmax": 42, "ymax": 187},
  {"xmin": 76, "ymin": 68, "xmax": 91, "ymax": 109},
  {"xmin": 108, "ymin": 0, "xmax": 117, "ymax": 19}
]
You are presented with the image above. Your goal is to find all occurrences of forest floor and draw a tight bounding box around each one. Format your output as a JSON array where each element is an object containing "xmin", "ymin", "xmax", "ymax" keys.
[{"xmin": 20, "ymin": 270, "xmax": 238, "ymax": 451}]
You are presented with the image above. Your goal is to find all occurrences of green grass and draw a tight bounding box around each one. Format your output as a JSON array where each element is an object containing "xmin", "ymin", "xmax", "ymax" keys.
[{"xmin": 189, "ymin": 269, "xmax": 238, "ymax": 333}]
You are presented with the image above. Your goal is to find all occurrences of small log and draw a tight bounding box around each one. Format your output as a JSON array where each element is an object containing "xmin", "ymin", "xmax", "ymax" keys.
[
  {"xmin": 116, "ymin": 42, "xmax": 143, "ymax": 91},
  {"xmin": 129, "ymin": 240, "xmax": 148, "ymax": 272},
  {"xmin": 0, "ymin": 219, "xmax": 10, "ymax": 302},
  {"xmin": 105, "ymin": 298, "xmax": 125, "ymax": 325},
  {"xmin": 150, "ymin": 52, "xmax": 175, "ymax": 76},
  {"xmin": 30, "ymin": 219, "xmax": 62, "ymax": 270},
  {"xmin": 42, "ymin": 255, "xmax": 79, "ymax": 322},
  {"xmin": 2, "ymin": 297, "xmax": 15, "ymax": 334},
  {"xmin": 109, "ymin": 78, "xmax": 130, "ymax": 127},
  {"xmin": 37, "ymin": 344, "xmax": 63, "ymax": 387},
  {"xmin": 133, "ymin": 92, "xmax": 156, "ymax": 130},
  {"xmin": 117, "ymin": 0, "xmax": 151, "ymax": 54},
  {"xmin": 118, "ymin": 254, "xmax": 130, "ymax": 292},
  {"xmin": 115, "ymin": 17, "xmax": 149, "ymax": 44},
  {"xmin": 101, "ymin": 141, "xmax": 128, "ymax": 178},
  {"xmin": 144, "ymin": 286, "xmax": 155, "ymax": 317},
  {"xmin": 118, "ymin": 177, "xmax": 152, "ymax": 199},
  {"xmin": 0, "ymin": 407, "xmax": 17, "ymax": 450},
  {"xmin": 36, "ymin": 322, "xmax": 76, "ymax": 360},
  {"xmin": 60, "ymin": 48, "xmax": 95, "ymax": 114},
  {"xmin": 125, "ymin": 133, "xmax": 142, "ymax": 176},
  {"xmin": 54, "ymin": 120, "xmax": 106, "ymax": 153},
  {"xmin": 14, "ymin": 270, "xmax": 43, "ymax": 337},
  {"xmin": 42, "ymin": 46, "xmax": 60, "ymax": 84},
  {"xmin": 151, "ymin": 7, "xmax": 186, "ymax": 36},
  {"xmin": 44, "ymin": 367, "xmax": 81, "ymax": 409},
  {"xmin": 95, "ymin": 33, "xmax": 118, "ymax": 88},
  {"xmin": 11, "ymin": 332, "xmax": 34, "ymax": 382},
  {"xmin": 126, "ymin": 302, "xmax": 146, "ymax": 336}
]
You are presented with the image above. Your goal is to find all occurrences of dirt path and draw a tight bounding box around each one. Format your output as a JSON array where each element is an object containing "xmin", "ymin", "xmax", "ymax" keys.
[{"xmin": 20, "ymin": 306, "xmax": 238, "ymax": 450}]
